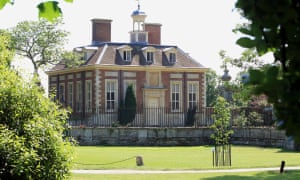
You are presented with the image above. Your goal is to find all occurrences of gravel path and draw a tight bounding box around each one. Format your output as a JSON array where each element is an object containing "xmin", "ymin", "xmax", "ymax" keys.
[{"xmin": 72, "ymin": 166, "xmax": 300, "ymax": 174}]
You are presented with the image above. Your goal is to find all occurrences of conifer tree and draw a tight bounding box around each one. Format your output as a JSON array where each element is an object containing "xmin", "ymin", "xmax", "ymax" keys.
[{"xmin": 119, "ymin": 85, "xmax": 137, "ymax": 125}]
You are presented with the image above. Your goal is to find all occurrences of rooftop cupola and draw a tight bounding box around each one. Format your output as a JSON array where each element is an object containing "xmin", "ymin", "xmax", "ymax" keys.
[
  {"xmin": 130, "ymin": 1, "xmax": 148, "ymax": 44},
  {"xmin": 131, "ymin": 1, "xmax": 147, "ymax": 32}
]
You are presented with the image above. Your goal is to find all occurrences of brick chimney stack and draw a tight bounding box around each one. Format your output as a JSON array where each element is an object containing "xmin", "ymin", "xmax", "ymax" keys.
[
  {"xmin": 145, "ymin": 23, "xmax": 161, "ymax": 45},
  {"xmin": 91, "ymin": 19, "xmax": 112, "ymax": 44}
]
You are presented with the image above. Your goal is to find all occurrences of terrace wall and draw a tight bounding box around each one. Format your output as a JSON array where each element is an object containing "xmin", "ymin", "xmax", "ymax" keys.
[{"xmin": 68, "ymin": 127, "xmax": 295, "ymax": 149}]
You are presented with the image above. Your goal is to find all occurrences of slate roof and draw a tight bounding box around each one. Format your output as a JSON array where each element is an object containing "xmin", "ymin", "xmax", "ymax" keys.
[{"xmin": 50, "ymin": 42, "xmax": 206, "ymax": 71}]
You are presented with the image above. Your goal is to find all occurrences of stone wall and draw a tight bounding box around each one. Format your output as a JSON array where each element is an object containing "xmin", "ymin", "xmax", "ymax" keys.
[{"xmin": 69, "ymin": 127, "xmax": 293, "ymax": 149}]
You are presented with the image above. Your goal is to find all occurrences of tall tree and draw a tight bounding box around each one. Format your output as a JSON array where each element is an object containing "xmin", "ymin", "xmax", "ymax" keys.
[
  {"xmin": 218, "ymin": 49, "xmax": 266, "ymax": 107},
  {"xmin": 10, "ymin": 18, "xmax": 68, "ymax": 82},
  {"xmin": 0, "ymin": 31, "xmax": 74, "ymax": 179},
  {"xmin": 235, "ymin": 0, "xmax": 300, "ymax": 142}
]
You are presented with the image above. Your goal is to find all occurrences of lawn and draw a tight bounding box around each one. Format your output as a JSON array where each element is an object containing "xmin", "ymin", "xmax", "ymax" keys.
[
  {"xmin": 71, "ymin": 170, "xmax": 300, "ymax": 180},
  {"xmin": 72, "ymin": 145, "xmax": 300, "ymax": 170}
]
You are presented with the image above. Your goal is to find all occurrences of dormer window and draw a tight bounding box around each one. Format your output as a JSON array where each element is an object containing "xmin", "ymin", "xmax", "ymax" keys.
[
  {"xmin": 163, "ymin": 47, "xmax": 177, "ymax": 64},
  {"xmin": 142, "ymin": 46, "xmax": 156, "ymax": 63},
  {"xmin": 146, "ymin": 52, "xmax": 154, "ymax": 62},
  {"xmin": 169, "ymin": 53, "xmax": 176, "ymax": 63},
  {"xmin": 123, "ymin": 50, "xmax": 132, "ymax": 61},
  {"xmin": 118, "ymin": 45, "xmax": 133, "ymax": 62}
]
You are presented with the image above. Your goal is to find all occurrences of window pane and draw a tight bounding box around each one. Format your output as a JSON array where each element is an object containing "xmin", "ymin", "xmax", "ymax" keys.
[
  {"xmin": 106, "ymin": 80, "xmax": 117, "ymax": 111},
  {"xmin": 111, "ymin": 92, "xmax": 115, "ymax": 100},
  {"xmin": 147, "ymin": 52, "xmax": 153, "ymax": 61},
  {"xmin": 171, "ymin": 82, "xmax": 181, "ymax": 111},
  {"xmin": 169, "ymin": 53, "xmax": 176, "ymax": 63}
]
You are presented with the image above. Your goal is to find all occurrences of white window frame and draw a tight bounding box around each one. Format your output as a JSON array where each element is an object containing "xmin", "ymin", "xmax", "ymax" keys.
[
  {"xmin": 146, "ymin": 51, "xmax": 154, "ymax": 62},
  {"xmin": 169, "ymin": 52, "xmax": 176, "ymax": 63},
  {"xmin": 76, "ymin": 81, "xmax": 82, "ymax": 112},
  {"xmin": 123, "ymin": 50, "xmax": 132, "ymax": 61},
  {"xmin": 142, "ymin": 46, "xmax": 156, "ymax": 63},
  {"xmin": 163, "ymin": 47, "xmax": 177, "ymax": 64},
  {"xmin": 67, "ymin": 82, "xmax": 74, "ymax": 109},
  {"xmin": 118, "ymin": 45, "xmax": 133, "ymax": 62},
  {"xmin": 170, "ymin": 81, "xmax": 182, "ymax": 112},
  {"xmin": 187, "ymin": 81, "xmax": 199, "ymax": 109},
  {"xmin": 85, "ymin": 80, "xmax": 93, "ymax": 112},
  {"xmin": 105, "ymin": 79, "xmax": 118, "ymax": 112}
]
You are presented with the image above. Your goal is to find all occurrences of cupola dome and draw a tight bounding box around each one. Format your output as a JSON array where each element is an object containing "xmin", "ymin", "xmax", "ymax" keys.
[{"xmin": 131, "ymin": 3, "xmax": 147, "ymax": 30}]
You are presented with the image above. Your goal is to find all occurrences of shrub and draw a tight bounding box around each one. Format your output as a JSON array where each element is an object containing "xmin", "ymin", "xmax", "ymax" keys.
[
  {"xmin": 233, "ymin": 110, "xmax": 248, "ymax": 127},
  {"xmin": 119, "ymin": 85, "xmax": 137, "ymax": 126},
  {"xmin": 185, "ymin": 106, "xmax": 197, "ymax": 126},
  {"xmin": 0, "ymin": 57, "xmax": 74, "ymax": 179}
]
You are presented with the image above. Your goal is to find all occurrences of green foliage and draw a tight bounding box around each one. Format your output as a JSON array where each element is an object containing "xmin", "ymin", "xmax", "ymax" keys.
[
  {"xmin": 10, "ymin": 18, "xmax": 68, "ymax": 80},
  {"xmin": 0, "ymin": 36, "xmax": 74, "ymax": 179},
  {"xmin": 218, "ymin": 49, "xmax": 266, "ymax": 107},
  {"xmin": 0, "ymin": 0, "xmax": 73, "ymax": 22},
  {"xmin": 233, "ymin": 109, "xmax": 264, "ymax": 127},
  {"xmin": 233, "ymin": 110, "xmax": 247, "ymax": 128},
  {"xmin": 61, "ymin": 50, "xmax": 85, "ymax": 68},
  {"xmin": 248, "ymin": 112, "xmax": 264, "ymax": 126},
  {"xmin": 119, "ymin": 85, "xmax": 137, "ymax": 126},
  {"xmin": 38, "ymin": 1, "xmax": 62, "ymax": 22},
  {"xmin": 235, "ymin": 0, "xmax": 300, "ymax": 142},
  {"xmin": 0, "ymin": 0, "xmax": 12, "ymax": 10},
  {"xmin": 206, "ymin": 69, "xmax": 220, "ymax": 107},
  {"xmin": 211, "ymin": 97, "xmax": 234, "ymax": 145},
  {"xmin": 0, "ymin": 30, "xmax": 14, "ymax": 66}
]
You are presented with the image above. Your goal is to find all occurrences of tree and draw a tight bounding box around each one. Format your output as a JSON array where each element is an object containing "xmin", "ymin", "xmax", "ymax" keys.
[
  {"xmin": 0, "ymin": 32, "xmax": 74, "ymax": 179},
  {"xmin": 210, "ymin": 96, "xmax": 233, "ymax": 145},
  {"xmin": 119, "ymin": 85, "xmax": 137, "ymax": 126},
  {"xmin": 0, "ymin": 0, "xmax": 73, "ymax": 22},
  {"xmin": 235, "ymin": 0, "xmax": 300, "ymax": 142},
  {"xmin": 0, "ymin": 30, "xmax": 14, "ymax": 67},
  {"xmin": 206, "ymin": 69, "xmax": 220, "ymax": 107},
  {"xmin": 10, "ymin": 18, "xmax": 68, "ymax": 83},
  {"xmin": 60, "ymin": 50, "xmax": 85, "ymax": 68},
  {"xmin": 219, "ymin": 49, "xmax": 271, "ymax": 107}
]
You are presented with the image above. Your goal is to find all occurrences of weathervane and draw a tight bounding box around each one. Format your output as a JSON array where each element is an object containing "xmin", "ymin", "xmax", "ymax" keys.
[{"xmin": 136, "ymin": 0, "xmax": 141, "ymax": 10}]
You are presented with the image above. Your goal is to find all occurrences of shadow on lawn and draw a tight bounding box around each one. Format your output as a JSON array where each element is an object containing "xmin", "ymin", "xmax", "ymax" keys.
[{"xmin": 201, "ymin": 170, "xmax": 300, "ymax": 180}]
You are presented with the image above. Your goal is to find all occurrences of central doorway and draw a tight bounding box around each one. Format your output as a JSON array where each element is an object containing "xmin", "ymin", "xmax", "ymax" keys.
[{"xmin": 143, "ymin": 89, "xmax": 165, "ymax": 126}]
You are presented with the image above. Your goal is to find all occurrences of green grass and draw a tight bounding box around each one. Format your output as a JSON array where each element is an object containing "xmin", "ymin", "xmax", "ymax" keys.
[
  {"xmin": 71, "ymin": 170, "xmax": 300, "ymax": 180},
  {"xmin": 72, "ymin": 145, "xmax": 300, "ymax": 170}
]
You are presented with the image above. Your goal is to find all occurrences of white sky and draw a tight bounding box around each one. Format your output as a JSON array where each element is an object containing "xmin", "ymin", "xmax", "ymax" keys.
[{"xmin": 0, "ymin": 0, "xmax": 250, "ymax": 78}]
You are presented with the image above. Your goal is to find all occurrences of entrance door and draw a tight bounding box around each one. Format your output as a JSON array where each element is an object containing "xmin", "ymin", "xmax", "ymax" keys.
[{"xmin": 145, "ymin": 97, "xmax": 161, "ymax": 126}]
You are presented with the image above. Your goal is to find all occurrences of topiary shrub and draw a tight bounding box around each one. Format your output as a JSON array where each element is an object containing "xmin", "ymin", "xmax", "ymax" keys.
[
  {"xmin": 119, "ymin": 85, "xmax": 137, "ymax": 126},
  {"xmin": 185, "ymin": 106, "xmax": 197, "ymax": 126}
]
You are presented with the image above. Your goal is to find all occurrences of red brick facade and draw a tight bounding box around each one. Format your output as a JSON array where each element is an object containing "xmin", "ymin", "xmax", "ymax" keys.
[{"xmin": 47, "ymin": 10, "xmax": 208, "ymax": 119}]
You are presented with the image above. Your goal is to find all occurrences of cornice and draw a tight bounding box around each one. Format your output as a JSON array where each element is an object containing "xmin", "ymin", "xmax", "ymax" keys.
[{"xmin": 46, "ymin": 65, "xmax": 209, "ymax": 75}]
